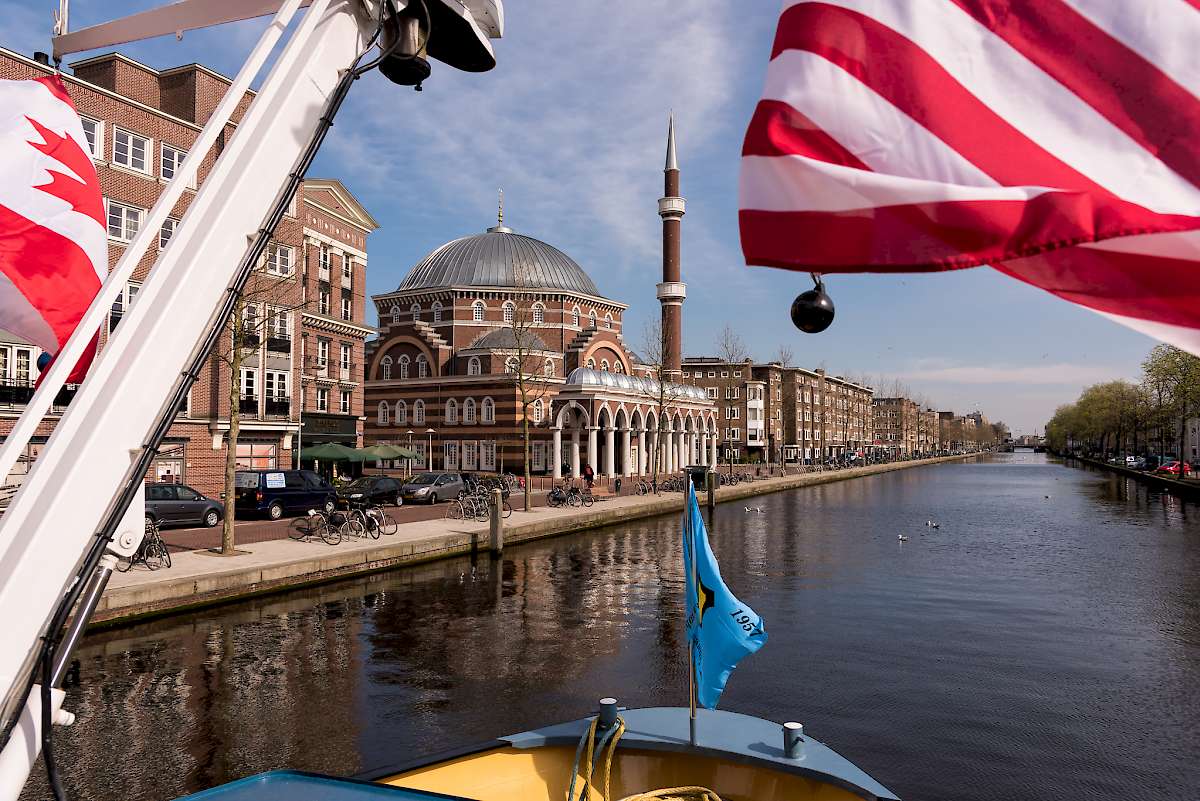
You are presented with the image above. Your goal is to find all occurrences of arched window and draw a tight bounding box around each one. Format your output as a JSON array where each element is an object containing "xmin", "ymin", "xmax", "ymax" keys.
[
  {"xmin": 586, "ymin": 358, "xmax": 596, "ymax": 369},
  {"xmin": 589, "ymin": 310, "xmax": 596, "ymax": 328},
  {"xmin": 505, "ymin": 357, "xmax": 519, "ymax": 374},
  {"xmin": 416, "ymin": 354, "xmax": 429, "ymax": 378},
  {"xmin": 502, "ymin": 301, "xmax": 515, "ymax": 323},
  {"xmin": 600, "ymin": 359, "xmax": 610, "ymax": 372},
  {"xmin": 468, "ymin": 356, "xmax": 481, "ymax": 376},
  {"xmin": 604, "ymin": 312, "xmax": 613, "ymax": 329},
  {"xmin": 533, "ymin": 303, "xmax": 545, "ymax": 324},
  {"xmin": 544, "ymin": 358, "xmax": 554, "ymax": 377},
  {"xmin": 381, "ymin": 355, "xmax": 392, "ymax": 380},
  {"xmin": 395, "ymin": 400, "xmax": 407, "ymax": 425},
  {"xmin": 390, "ymin": 305, "xmax": 401, "ymax": 324},
  {"xmin": 464, "ymin": 398, "xmax": 477, "ymax": 424},
  {"xmin": 532, "ymin": 398, "xmax": 544, "ymax": 423},
  {"xmin": 614, "ymin": 362, "xmax": 624, "ymax": 374},
  {"xmin": 432, "ymin": 301, "xmax": 443, "ymax": 322},
  {"xmin": 472, "ymin": 301, "xmax": 485, "ymax": 322},
  {"xmin": 481, "ymin": 397, "xmax": 495, "ymax": 423},
  {"xmin": 572, "ymin": 307, "xmax": 580, "ymax": 327},
  {"xmin": 377, "ymin": 401, "xmax": 389, "ymax": 425},
  {"xmin": 410, "ymin": 303, "xmax": 420, "ymax": 322},
  {"xmin": 445, "ymin": 399, "xmax": 458, "ymax": 424},
  {"xmin": 413, "ymin": 399, "xmax": 425, "ymax": 425},
  {"xmin": 399, "ymin": 355, "xmax": 410, "ymax": 380}
]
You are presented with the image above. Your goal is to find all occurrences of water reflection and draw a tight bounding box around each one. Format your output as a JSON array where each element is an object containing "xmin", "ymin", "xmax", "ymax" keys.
[{"xmin": 22, "ymin": 455, "xmax": 1200, "ymax": 801}]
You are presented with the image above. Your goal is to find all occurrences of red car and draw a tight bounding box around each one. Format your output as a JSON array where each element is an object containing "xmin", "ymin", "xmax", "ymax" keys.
[{"xmin": 1155, "ymin": 460, "xmax": 1193, "ymax": 477}]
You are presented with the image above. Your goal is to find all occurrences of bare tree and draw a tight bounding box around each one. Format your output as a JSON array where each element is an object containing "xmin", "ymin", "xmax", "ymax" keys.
[
  {"xmin": 216, "ymin": 248, "xmax": 306, "ymax": 554},
  {"xmin": 639, "ymin": 318, "xmax": 689, "ymax": 491},
  {"xmin": 502, "ymin": 286, "xmax": 553, "ymax": 512},
  {"xmin": 715, "ymin": 324, "xmax": 749, "ymax": 477},
  {"xmin": 775, "ymin": 345, "xmax": 794, "ymax": 368}
]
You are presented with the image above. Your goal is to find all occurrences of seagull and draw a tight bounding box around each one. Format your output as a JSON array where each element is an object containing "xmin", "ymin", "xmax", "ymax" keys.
[
  {"xmin": 897, "ymin": 534, "xmax": 908, "ymax": 541},
  {"xmin": 744, "ymin": 506, "xmax": 764, "ymax": 513},
  {"xmin": 1045, "ymin": 495, "xmax": 1051, "ymax": 499},
  {"xmin": 927, "ymin": 521, "xmax": 940, "ymax": 529}
]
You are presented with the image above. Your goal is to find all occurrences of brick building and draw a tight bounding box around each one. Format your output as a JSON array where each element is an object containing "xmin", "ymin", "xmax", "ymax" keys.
[
  {"xmin": 0, "ymin": 48, "xmax": 375, "ymax": 496},
  {"xmin": 873, "ymin": 397, "xmax": 918, "ymax": 456},
  {"xmin": 680, "ymin": 358, "xmax": 873, "ymax": 464}
]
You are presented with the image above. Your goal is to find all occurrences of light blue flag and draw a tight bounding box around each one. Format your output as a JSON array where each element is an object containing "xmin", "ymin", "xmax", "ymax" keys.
[{"xmin": 683, "ymin": 482, "xmax": 766, "ymax": 709}]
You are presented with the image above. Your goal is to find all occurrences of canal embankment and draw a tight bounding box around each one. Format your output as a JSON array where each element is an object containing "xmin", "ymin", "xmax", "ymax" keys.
[
  {"xmin": 92, "ymin": 453, "xmax": 977, "ymax": 626},
  {"xmin": 1069, "ymin": 454, "xmax": 1200, "ymax": 498}
]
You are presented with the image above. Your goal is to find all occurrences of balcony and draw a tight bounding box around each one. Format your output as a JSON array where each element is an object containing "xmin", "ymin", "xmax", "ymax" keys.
[
  {"xmin": 264, "ymin": 396, "xmax": 290, "ymax": 419},
  {"xmin": 266, "ymin": 336, "xmax": 292, "ymax": 354},
  {"xmin": 240, "ymin": 332, "xmax": 260, "ymax": 349},
  {"xmin": 239, "ymin": 395, "xmax": 258, "ymax": 416},
  {"xmin": 0, "ymin": 379, "xmax": 77, "ymax": 412}
]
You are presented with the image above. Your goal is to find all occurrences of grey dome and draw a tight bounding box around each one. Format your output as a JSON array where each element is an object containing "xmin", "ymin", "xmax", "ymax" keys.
[
  {"xmin": 397, "ymin": 229, "xmax": 601, "ymax": 296},
  {"xmin": 565, "ymin": 367, "xmax": 707, "ymax": 400},
  {"xmin": 469, "ymin": 328, "xmax": 548, "ymax": 350}
]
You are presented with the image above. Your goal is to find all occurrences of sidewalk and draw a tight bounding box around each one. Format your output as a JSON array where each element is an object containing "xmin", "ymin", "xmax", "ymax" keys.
[{"xmin": 95, "ymin": 454, "xmax": 975, "ymax": 624}]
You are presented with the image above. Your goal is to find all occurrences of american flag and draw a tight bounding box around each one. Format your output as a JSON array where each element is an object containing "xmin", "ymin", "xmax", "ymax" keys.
[{"xmin": 740, "ymin": 1, "xmax": 1200, "ymax": 353}]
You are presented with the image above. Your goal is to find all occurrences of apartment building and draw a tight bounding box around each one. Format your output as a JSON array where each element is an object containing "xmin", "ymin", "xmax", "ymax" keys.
[
  {"xmin": 873, "ymin": 397, "xmax": 919, "ymax": 456},
  {"xmin": 0, "ymin": 48, "xmax": 375, "ymax": 495},
  {"xmin": 681, "ymin": 358, "xmax": 873, "ymax": 464}
]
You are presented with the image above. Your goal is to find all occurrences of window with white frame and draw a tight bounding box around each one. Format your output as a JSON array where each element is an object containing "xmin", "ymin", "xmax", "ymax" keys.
[
  {"xmin": 544, "ymin": 358, "xmax": 554, "ymax": 377},
  {"xmin": 341, "ymin": 295, "xmax": 352, "ymax": 320},
  {"xmin": 444, "ymin": 398, "xmax": 458, "ymax": 424},
  {"xmin": 319, "ymin": 245, "xmax": 330, "ymax": 277},
  {"xmin": 240, "ymin": 367, "xmax": 258, "ymax": 400},
  {"xmin": 343, "ymin": 257, "xmax": 353, "ymax": 282},
  {"xmin": 414, "ymin": 399, "xmax": 425, "ymax": 424},
  {"xmin": 726, "ymin": 386, "xmax": 740, "ymax": 399},
  {"xmin": 390, "ymin": 305, "xmax": 401, "ymax": 324},
  {"xmin": 318, "ymin": 288, "xmax": 330, "ymax": 315},
  {"xmin": 159, "ymin": 217, "xmax": 178, "ymax": 249},
  {"xmin": 572, "ymin": 307, "xmax": 580, "ymax": 327},
  {"xmin": 106, "ymin": 200, "xmax": 142, "ymax": 241},
  {"xmin": 381, "ymin": 356, "xmax": 392, "ymax": 380},
  {"xmin": 443, "ymin": 440, "xmax": 458, "ymax": 470},
  {"xmin": 481, "ymin": 441, "xmax": 496, "ymax": 471},
  {"xmin": 604, "ymin": 313, "xmax": 613, "ymax": 329},
  {"xmin": 265, "ymin": 244, "xmax": 293, "ymax": 276},
  {"xmin": 468, "ymin": 357, "xmax": 481, "ymax": 376},
  {"xmin": 339, "ymin": 343, "xmax": 351, "ymax": 374},
  {"xmin": 726, "ymin": 406, "xmax": 740, "ymax": 420},
  {"xmin": 733, "ymin": 370, "xmax": 742, "ymax": 378},
  {"xmin": 505, "ymin": 357, "xmax": 519, "ymax": 374},
  {"xmin": 109, "ymin": 281, "xmax": 141, "ymax": 331},
  {"xmin": 503, "ymin": 301, "xmax": 515, "ymax": 323},
  {"xmin": 395, "ymin": 400, "xmax": 407, "ymax": 425},
  {"xmin": 160, "ymin": 143, "xmax": 192, "ymax": 186},
  {"xmin": 399, "ymin": 355, "xmax": 410, "ymax": 379},
  {"xmin": 614, "ymin": 362, "xmax": 624, "ymax": 374},
  {"xmin": 339, "ymin": 390, "xmax": 350, "ymax": 414},
  {"xmin": 481, "ymin": 397, "xmax": 494, "ymax": 423},
  {"xmin": 600, "ymin": 359, "xmax": 610, "ymax": 372},
  {"xmin": 265, "ymin": 369, "xmax": 288, "ymax": 400},
  {"xmin": 112, "ymin": 128, "xmax": 149, "ymax": 173},
  {"xmin": 79, "ymin": 116, "xmax": 102, "ymax": 159},
  {"xmin": 706, "ymin": 387, "xmax": 718, "ymax": 399},
  {"xmin": 316, "ymin": 387, "xmax": 328, "ymax": 411},
  {"xmin": 533, "ymin": 304, "xmax": 545, "ymax": 324},
  {"xmin": 377, "ymin": 401, "xmax": 390, "ymax": 425},
  {"xmin": 267, "ymin": 308, "xmax": 289, "ymax": 340},
  {"xmin": 707, "ymin": 371, "xmax": 716, "ymax": 378},
  {"xmin": 472, "ymin": 301, "xmax": 485, "ymax": 322},
  {"xmin": 589, "ymin": 311, "xmax": 596, "ymax": 328},
  {"xmin": 417, "ymin": 354, "xmax": 429, "ymax": 378},
  {"xmin": 410, "ymin": 303, "xmax": 421, "ymax": 321},
  {"xmin": 317, "ymin": 338, "xmax": 329, "ymax": 368},
  {"xmin": 586, "ymin": 358, "xmax": 595, "ymax": 369},
  {"xmin": 532, "ymin": 398, "xmax": 544, "ymax": 423},
  {"xmin": 464, "ymin": 398, "xmax": 476, "ymax": 424},
  {"xmin": 462, "ymin": 441, "xmax": 478, "ymax": 470},
  {"xmin": 432, "ymin": 301, "xmax": 443, "ymax": 322}
]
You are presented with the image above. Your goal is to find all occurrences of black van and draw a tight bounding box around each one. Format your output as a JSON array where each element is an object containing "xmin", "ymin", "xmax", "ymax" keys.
[{"xmin": 234, "ymin": 469, "xmax": 336, "ymax": 520}]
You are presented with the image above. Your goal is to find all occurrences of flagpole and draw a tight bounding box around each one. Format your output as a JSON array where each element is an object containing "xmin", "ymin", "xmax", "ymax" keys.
[{"xmin": 686, "ymin": 470, "xmax": 697, "ymax": 747}]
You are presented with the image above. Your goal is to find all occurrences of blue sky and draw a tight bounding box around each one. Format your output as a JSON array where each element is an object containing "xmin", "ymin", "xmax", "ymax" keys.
[{"xmin": 4, "ymin": 1, "xmax": 1152, "ymax": 434}]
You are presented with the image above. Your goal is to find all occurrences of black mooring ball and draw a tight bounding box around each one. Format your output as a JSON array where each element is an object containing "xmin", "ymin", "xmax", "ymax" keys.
[{"xmin": 790, "ymin": 286, "xmax": 836, "ymax": 333}]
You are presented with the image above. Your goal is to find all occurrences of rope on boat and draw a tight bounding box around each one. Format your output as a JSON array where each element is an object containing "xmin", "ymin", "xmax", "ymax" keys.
[{"xmin": 565, "ymin": 715, "xmax": 722, "ymax": 801}]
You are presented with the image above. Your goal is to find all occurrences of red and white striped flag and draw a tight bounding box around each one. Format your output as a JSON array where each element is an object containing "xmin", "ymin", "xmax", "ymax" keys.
[
  {"xmin": 740, "ymin": 1, "xmax": 1200, "ymax": 353},
  {"xmin": 0, "ymin": 75, "xmax": 104, "ymax": 382}
]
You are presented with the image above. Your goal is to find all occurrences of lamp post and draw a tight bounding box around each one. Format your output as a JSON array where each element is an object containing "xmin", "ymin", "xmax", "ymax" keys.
[
  {"xmin": 426, "ymin": 427, "xmax": 436, "ymax": 471},
  {"xmin": 406, "ymin": 429, "xmax": 414, "ymax": 477}
]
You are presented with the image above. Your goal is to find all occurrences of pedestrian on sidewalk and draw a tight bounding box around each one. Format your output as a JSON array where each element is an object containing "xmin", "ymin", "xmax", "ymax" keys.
[{"xmin": 583, "ymin": 462, "xmax": 595, "ymax": 490}]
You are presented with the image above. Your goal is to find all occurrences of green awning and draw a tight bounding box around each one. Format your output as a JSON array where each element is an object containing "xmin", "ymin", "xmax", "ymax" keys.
[
  {"xmin": 298, "ymin": 442, "xmax": 367, "ymax": 461},
  {"xmin": 359, "ymin": 443, "xmax": 421, "ymax": 460}
]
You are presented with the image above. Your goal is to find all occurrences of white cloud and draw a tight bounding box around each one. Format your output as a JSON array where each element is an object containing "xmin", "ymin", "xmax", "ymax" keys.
[{"xmin": 900, "ymin": 363, "xmax": 1132, "ymax": 386}]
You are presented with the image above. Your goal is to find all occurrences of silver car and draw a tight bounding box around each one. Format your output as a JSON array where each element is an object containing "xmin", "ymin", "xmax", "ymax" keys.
[{"xmin": 400, "ymin": 472, "xmax": 464, "ymax": 504}]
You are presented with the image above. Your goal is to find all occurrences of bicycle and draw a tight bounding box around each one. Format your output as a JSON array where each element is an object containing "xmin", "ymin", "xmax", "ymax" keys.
[
  {"xmin": 288, "ymin": 509, "xmax": 342, "ymax": 545},
  {"xmin": 118, "ymin": 517, "xmax": 172, "ymax": 571}
]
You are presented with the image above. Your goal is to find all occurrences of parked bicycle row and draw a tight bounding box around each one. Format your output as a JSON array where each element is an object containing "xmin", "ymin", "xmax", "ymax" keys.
[{"xmin": 288, "ymin": 499, "xmax": 399, "ymax": 546}]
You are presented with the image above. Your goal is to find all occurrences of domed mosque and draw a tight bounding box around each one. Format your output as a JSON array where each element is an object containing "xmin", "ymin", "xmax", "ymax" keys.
[{"xmin": 365, "ymin": 120, "xmax": 717, "ymax": 479}]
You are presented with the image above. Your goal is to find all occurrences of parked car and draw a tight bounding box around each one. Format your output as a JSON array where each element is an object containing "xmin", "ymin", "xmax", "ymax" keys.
[
  {"xmin": 1124, "ymin": 456, "xmax": 1139, "ymax": 466},
  {"xmin": 145, "ymin": 483, "xmax": 224, "ymax": 528},
  {"xmin": 234, "ymin": 469, "xmax": 336, "ymax": 520},
  {"xmin": 1155, "ymin": 460, "xmax": 1193, "ymax": 477},
  {"xmin": 338, "ymin": 475, "xmax": 403, "ymax": 507},
  {"xmin": 401, "ymin": 472, "xmax": 465, "ymax": 504}
]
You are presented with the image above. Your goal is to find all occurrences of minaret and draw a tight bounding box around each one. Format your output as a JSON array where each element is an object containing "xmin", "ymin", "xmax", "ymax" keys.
[{"xmin": 658, "ymin": 114, "xmax": 685, "ymax": 378}]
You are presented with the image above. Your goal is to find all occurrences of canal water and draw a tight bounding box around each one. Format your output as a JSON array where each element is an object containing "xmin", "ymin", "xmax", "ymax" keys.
[{"xmin": 22, "ymin": 454, "xmax": 1200, "ymax": 801}]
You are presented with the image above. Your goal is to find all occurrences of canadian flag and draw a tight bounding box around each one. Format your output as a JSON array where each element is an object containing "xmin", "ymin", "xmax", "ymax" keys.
[{"xmin": 0, "ymin": 74, "xmax": 104, "ymax": 383}]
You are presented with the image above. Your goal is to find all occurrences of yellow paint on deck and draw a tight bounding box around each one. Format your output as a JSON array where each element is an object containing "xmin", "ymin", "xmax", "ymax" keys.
[{"xmin": 382, "ymin": 745, "xmax": 866, "ymax": 801}]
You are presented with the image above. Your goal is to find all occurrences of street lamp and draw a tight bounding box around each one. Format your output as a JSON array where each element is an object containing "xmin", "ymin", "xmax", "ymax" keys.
[
  {"xmin": 426, "ymin": 427, "xmax": 436, "ymax": 471},
  {"xmin": 406, "ymin": 429, "xmax": 414, "ymax": 477}
]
